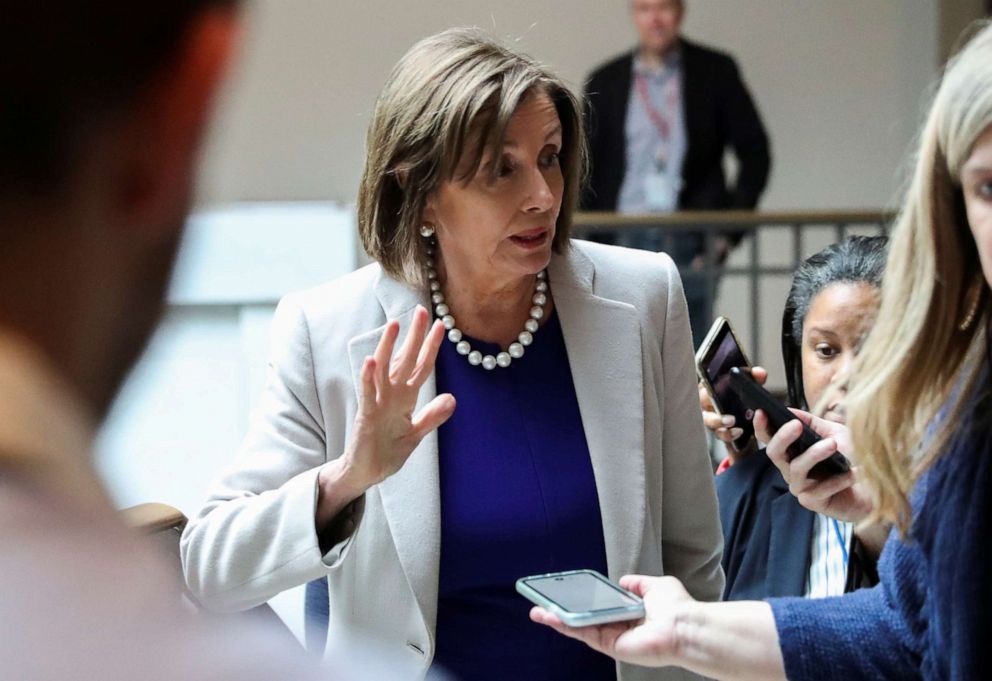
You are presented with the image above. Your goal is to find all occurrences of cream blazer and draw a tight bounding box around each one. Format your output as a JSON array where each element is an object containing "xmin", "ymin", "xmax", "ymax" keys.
[{"xmin": 181, "ymin": 240, "xmax": 724, "ymax": 681}]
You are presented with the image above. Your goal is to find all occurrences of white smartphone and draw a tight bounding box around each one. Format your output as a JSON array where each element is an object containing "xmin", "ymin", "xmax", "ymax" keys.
[{"xmin": 515, "ymin": 569, "xmax": 645, "ymax": 627}]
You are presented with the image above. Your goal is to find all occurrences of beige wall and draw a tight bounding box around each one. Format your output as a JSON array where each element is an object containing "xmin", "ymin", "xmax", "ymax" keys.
[{"xmin": 199, "ymin": 0, "xmax": 939, "ymax": 211}]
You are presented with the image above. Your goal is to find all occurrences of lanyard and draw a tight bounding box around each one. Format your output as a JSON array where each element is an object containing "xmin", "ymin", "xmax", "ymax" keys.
[
  {"xmin": 633, "ymin": 71, "xmax": 679, "ymax": 143},
  {"xmin": 831, "ymin": 518, "xmax": 849, "ymax": 569}
]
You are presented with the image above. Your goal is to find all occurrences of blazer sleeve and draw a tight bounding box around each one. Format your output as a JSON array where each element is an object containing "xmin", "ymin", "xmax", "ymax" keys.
[
  {"xmin": 180, "ymin": 294, "xmax": 363, "ymax": 612},
  {"xmin": 655, "ymin": 252, "xmax": 726, "ymax": 602},
  {"xmin": 718, "ymin": 57, "xmax": 771, "ymax": 210}
]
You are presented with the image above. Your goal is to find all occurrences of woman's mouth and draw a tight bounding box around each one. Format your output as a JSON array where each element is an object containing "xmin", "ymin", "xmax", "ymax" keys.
[{"xmin": 509, "ymin": 228, "xmax": 549, "ymax": 249}]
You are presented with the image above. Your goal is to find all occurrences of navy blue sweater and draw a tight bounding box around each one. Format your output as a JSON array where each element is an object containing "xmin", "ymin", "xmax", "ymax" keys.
[{"xmin": 769, "ymin": 394, "xmax": 992, "ymax": 679}]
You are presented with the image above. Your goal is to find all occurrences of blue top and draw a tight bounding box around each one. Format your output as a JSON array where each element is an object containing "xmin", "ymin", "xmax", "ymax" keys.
[
  {"xmin": 769, "ymin": 380, "xmax": 992, "ymax": 679},
  {"xmin": 430, "ymin": 311, "xmax": 616, "ymax": 681}
]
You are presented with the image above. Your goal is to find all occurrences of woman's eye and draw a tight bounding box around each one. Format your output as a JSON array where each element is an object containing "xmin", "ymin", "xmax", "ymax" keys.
[
  {"xmin": 497, "ymin": 161, "xmax": 514, "ymax": 178},
  {"xmin": 979, "ymin": 180, "xmax": 992, "ymax": 199},
  {"xmin": 540, "ymin": 151, "xmax": 560, "ymax": 168},
  {"xmin": 815, "ymin": 344, "xmax": 838, "ymax": 359}
]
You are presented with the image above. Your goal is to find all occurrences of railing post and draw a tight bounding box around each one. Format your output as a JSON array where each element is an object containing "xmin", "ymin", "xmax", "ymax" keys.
[{"xmin": 749, "ymin": 229, "xmax": 761, "ymax": 365}]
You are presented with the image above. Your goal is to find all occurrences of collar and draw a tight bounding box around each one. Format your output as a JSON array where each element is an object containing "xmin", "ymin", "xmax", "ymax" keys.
[
  {"xmin": 633, "ymin": 43, "xmax": 683, "ymax": 78},
  {"xmin": 370, "ymin": 240, "xmax": 595, "ymax": 317},
  {"xmin": 0, "ymin": 328, "xmax": 111, "ymax": 511}
]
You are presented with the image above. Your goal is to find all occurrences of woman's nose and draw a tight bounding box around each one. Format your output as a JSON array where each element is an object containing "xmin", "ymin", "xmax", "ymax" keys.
[{"xmin": 524, "ymin": 167, "xmax": 555, "ymax": 212}]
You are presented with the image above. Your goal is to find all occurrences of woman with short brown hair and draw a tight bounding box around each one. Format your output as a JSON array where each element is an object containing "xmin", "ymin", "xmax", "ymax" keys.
[{"xmin": 182, "ymin": 27, "xmax": 723, "ymax": 681}]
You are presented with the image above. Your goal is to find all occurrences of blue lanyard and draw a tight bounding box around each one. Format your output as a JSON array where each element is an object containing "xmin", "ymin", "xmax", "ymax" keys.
[{"xmin": 831, "ymin": 518, "xmax": 850, "ymax": 569}]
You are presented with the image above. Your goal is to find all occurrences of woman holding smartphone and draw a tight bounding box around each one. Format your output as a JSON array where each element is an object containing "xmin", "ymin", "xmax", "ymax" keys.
[
  {"xmin": 533, "ymin": 22, "xmax": 992, "ymax": 679},
  {"xmin": 702, "ymin": 236, "xmax": 887, "ymax": 601}
]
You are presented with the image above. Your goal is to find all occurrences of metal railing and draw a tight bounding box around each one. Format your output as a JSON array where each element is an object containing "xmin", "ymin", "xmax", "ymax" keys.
[{"xmin": 572, "ymin": 210, "xmax": 894, "ymax": 365}]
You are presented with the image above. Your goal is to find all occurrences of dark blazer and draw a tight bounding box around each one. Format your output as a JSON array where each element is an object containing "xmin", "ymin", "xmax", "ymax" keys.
[
  {"xmin": 582, "ymin": 38, "xmax": 771, "ymax": 213},
  {"xmin": 717, "ymin": 449, "xmax": 879, "ymax": 600},
  {"xmin": 716, "ymin": 449, "xmax": 812, "ymax": 599}
]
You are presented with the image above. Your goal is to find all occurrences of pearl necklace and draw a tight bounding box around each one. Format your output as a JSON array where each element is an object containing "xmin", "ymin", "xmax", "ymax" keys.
[{"xmin": 425, "ymin": 241, "xmax": 548, "ymax": 370}]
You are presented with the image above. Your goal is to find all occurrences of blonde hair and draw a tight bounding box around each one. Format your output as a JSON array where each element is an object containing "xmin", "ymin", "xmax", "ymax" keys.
[
  {"xmin": 357, "ymin": 27, "xmax": 587, "ymax": 286},
  {"xmin": 845, "ymin": 22, "xmax": 992, "ymax": 532}
]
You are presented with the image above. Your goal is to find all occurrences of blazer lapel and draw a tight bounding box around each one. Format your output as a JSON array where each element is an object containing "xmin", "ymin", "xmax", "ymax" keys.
[
  {"xmin": 550, "ymin": 247, "xmax": 646, "ymax": 580},
  {"xmin": 766, "ymin": 477, "xmax": 814, "ymax": 597},
  {"xmin": 347, "ymin": 272, "xmax": 441, "ymax": 635}
]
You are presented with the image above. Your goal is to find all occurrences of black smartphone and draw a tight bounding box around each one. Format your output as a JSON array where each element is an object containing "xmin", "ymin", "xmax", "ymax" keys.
[
  {"xmin": 695, "ymin": 317, "xmax": 754, "ymax": 451},
  {"xmin": 728, "ymin": 367, "xmax": 851, "ymax": 480}
]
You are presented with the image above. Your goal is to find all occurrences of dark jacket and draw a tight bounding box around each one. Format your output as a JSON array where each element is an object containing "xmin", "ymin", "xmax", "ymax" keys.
[
  {"xmin": 582, "ymin": 38, "xmax": 771, "ymax": 213},
  {"xmin": 717, "ymin": 449, "xmax": 878, "ymax": 600}
]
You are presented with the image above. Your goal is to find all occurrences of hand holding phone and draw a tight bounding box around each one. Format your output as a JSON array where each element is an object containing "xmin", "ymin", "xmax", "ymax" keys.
[
  {"xmin": 695, "ymin": 318, "xmax": 755, "ymax": 452},
  {"xmin": 516, "ymin": 569, "xmax": 645, "ymax": 627},
  {"xmin": 727, "ymin": 367, "xmax": 850, "ymax": 480}
]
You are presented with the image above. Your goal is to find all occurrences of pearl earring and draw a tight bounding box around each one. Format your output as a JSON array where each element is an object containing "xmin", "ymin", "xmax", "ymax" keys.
[{"xmin": 420, "ymin": 223, "xmax": 435, "ymax": 238}]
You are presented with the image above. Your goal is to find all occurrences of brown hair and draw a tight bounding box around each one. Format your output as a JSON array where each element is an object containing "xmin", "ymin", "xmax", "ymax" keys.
[{"xmin": 357, "ymin": 27, "xmax": 587, "ymax": 286}]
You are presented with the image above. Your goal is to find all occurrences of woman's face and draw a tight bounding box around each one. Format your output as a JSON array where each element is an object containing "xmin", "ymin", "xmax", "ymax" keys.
[
  {"xmin": 801, "ymin": 281, "xmax": 878, "ymax": 423},
  {"xmin": 424, "ymin": 92, "xmax": 564, "ymax": 286},
  {"xmin": 962, "ymin": 125, "xmax": 992, "ymax": 289}
]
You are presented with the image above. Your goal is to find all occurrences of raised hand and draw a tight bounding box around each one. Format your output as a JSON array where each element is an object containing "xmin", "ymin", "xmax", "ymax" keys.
[{"xmin": 316, "ymin": 306, "xmax": 455, "ymax": 528}]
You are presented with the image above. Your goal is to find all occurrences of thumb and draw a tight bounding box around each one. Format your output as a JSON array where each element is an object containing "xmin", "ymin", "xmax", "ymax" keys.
[{"xmin": 411, "ymin": 393, "xmax": 456, "ymax": 439}]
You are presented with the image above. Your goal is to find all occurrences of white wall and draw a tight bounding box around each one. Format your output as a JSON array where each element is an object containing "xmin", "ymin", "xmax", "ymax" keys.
[
  {"xmin": 96, "ymin": 204, "xmax": 358, "ymax": 643},
  {"xmin": 199, "ymin": 0, "xmax": 939, "ymax": 211}
]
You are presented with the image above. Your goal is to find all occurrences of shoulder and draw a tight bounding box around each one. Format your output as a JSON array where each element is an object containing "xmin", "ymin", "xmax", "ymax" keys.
[
  {"xmin": 569, "ymin": 239, "xmax": 680, "ymax": 300},
  {"xmin": 270, "ymin": 263, "xmax": 386, "ymax": 348},
  {"xmin": 680, "ymin": 37, "xmax": 739, "ymax": 73},
  {"xmin": 715, "ymin": 449, "xmax": 779, "ymax": 506},
  {"xmin": 587, "ymin": 51, "xmax": 633, "ymax": 85}
]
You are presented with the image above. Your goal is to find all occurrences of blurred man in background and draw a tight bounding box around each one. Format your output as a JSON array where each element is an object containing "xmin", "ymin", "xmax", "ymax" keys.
[{"xmin": 583, "ymin": 0, "xmax": 771, "ymax": 345}]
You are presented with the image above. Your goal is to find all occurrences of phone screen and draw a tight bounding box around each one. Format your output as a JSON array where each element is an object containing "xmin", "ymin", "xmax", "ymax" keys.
[
  {"xmin": 699, "ymin": 321, "xmax": 754, "ymax": 447},
  {"xmin": 522, "ymin": 572, "xmax": 638, "ymax": 613}
]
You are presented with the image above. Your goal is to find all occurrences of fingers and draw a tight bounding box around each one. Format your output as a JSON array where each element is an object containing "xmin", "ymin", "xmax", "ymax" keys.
[
  {"xmin": 797, "ymin": 469, "xmax": 856, "ymax": 508},
  {"xmin": 408, "ymin": 319, "xmax": 446, "ymax": 388},
  {"xmin": 391, "ymin": 306, "xmax": 429, "ymax": 381},
  {"xmin": 411, "ymin": 393, "xmax": 457, "ymax": 439},
  {"xmin": 750, "ymin": 366, "xmax": 769, "ymax": 384},
  {"xmin": 358, "ymin": 357, "xmax": 377, "ymax": 417},
  {"xmin": 757, "ymin": 412, "xmax": 803, "ymax": 456},
  {"xmin": 788, "ymin": 436, "xmax": 841, "ymax": 482},
  {"xmin": 618, "ymin": 574, "xmax": 656, "ymax": 597},
  {"xmin": 373, "ymin": 321, "xmax": 400, "ymax": 398},
  {"xmin": 698, "ymin": 384, "xmax": 715, "ymax": 412},
  {"xmin": 761, "ymin": 415, "xmax": 803, "ymax": 482},
  {"xmin": 529, "ymin": 608, "xmax": 607, "ymax": 650}
]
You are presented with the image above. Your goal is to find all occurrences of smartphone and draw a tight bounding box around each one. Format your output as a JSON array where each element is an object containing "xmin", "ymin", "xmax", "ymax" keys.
[
  {"xmin": 515, "ymin": 569, "xmax": 645, "ymax": 627},
  {"xmin": 695, "ymin": 317, "xmax": 754, "ymax": 451},
  {"xmin": 728, "ymin": 367, "xmax": 851, "ymax": 480}
]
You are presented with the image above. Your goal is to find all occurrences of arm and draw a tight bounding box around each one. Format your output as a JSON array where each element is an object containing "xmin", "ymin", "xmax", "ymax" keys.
[
  {"xmin": 656, "ymin": 252, "xmax": 725, "ymax": 602},
  {"xmin": 534, "ymin": 534, "xmax": 922, "ymax": 680},
  {"xmin": 180, "ymin": 299, "xmax": 452, "ymax": 611},
  {"xmin": 531, "ymin": 575, "xmax": 785, "ymax": 681},
  {"xmin": 718, "ymin": 58, "xmax": 770, "ymax": 210}
]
